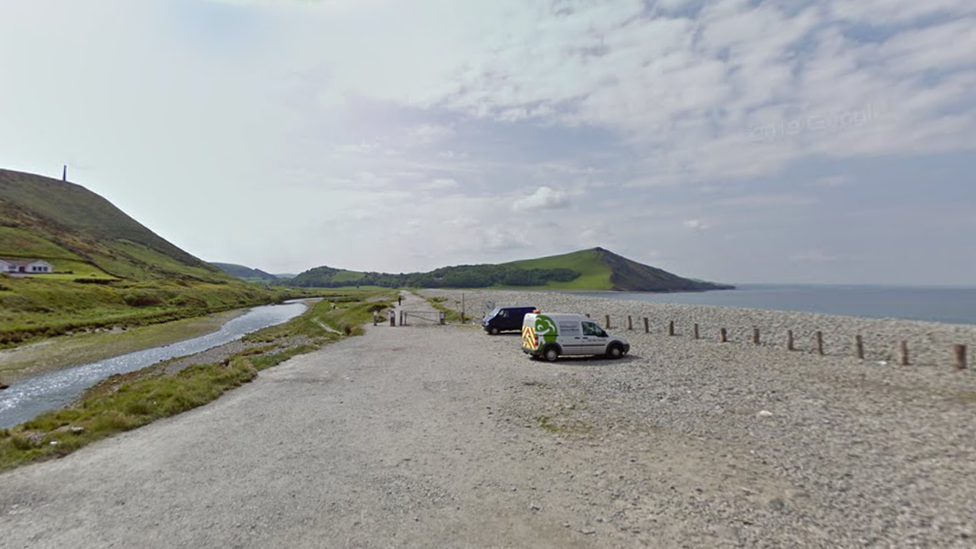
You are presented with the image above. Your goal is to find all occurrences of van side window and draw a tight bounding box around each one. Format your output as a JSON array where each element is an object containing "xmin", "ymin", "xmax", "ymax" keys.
[{"xmin": 582, "ymin": 322, "xmax": 605, "ymax": 336}]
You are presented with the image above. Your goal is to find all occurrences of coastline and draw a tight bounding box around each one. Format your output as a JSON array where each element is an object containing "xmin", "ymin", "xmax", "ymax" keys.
[
  {"xmin": 423, "ymin": 289, "xmax": 976, "ymax": 369},
  {"xmin": 3, "ymin": 294, "xmax": 975, "ymax": 546}
]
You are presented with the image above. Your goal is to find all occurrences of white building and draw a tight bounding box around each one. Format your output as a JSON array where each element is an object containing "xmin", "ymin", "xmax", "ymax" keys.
[{"xmin": 0, "ymin": 258, "xmax": 54, "ymax": 274}]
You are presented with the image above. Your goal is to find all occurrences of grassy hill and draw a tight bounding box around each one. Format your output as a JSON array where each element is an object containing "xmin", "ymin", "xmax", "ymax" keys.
[
  {"xmin": 211, "ymin": 262, "xmax": 279, "ymax": 282},
  {"xmin": 289, "ymin": 247, "xmax": 731, "ymax": 292},
  {"xmin": 0, "ymin": 169, "xmax": 297, "ymax": 347},
  {"xmin": 508, "ymin": 247, "xmax": 732, "ymax": 291},
  {"xmin": 0, "ymin": 169, "xmax": 232, "ymax": 282}
]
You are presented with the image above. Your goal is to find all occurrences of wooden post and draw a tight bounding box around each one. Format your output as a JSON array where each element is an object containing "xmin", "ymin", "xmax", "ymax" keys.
[
  {"xmin": 693, "ymin": 323, "xmax": 699, "ymax": 340},
  {"xmin": 605, "ymin": 315, "xmax": 611, "ymax": 329},
  {"xmin": 643, "ymin": 317, "xmax": 649, "ymax": 333},
  {"xmin": 439, "ymin": 312, "xmax": 446, "ymax": 325},
  {"xmin": 373, "ymin": 311, "xmax": 378, "ymax": 326},
  {"xmin": 786, "ymin": 330, "xmax": 794, "ymax": 351},
  {"xmin": 668, "ymin": 321, "xmax": 675, "ymax": 337},
  {"xmin": 815, "ymin": 331, "xmax": 824, "ymax": 355},
  {"xmin": 953, "ymin": 344, "xmax": 967, "ymax": 370},
  {"xmin": 627, "ymin": 315, "xmax": 633, "ymax": 330},
  {"xmin": 390, "ymin": 311, "xmax": 396, "ymax": 327},
  {"xmin": 855, "ymin": 335, "xmax": 864, "ymax": 360},
  {"xmin": 752, "ymin": 327, "xmax": 760, "ymax": 345},
  {"xmin": 899, "ymin": 340, "xmax": 909, "ymax": 366},
  {"xmin": 719, "ymin": 328, "xmax": 727, "ymax": 343},
  {"xmin": 461, "ymin": 293, "xmax": 465, "ymax": 324}
]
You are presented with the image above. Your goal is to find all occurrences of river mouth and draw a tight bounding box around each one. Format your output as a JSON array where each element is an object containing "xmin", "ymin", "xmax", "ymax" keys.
[{"xmin": 0, "ymin": 301, "xmax": 308, "ymax": 428}]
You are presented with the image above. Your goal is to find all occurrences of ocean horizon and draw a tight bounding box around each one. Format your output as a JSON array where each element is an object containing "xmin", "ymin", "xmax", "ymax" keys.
[{"xmin": 569, "ymin": 283, "xmax": 976, "ymax": 326}]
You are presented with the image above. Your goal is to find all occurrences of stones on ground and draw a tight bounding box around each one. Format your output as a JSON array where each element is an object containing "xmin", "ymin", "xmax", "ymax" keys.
[{"xmin": 768, "ymin": 498, "xmax": 786, "ymax": 511}]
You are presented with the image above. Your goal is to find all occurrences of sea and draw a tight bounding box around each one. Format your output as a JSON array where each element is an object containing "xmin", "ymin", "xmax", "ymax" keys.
[{"xmin": 572, "ymin": 284, "xmax": 976, "ymax": 326}]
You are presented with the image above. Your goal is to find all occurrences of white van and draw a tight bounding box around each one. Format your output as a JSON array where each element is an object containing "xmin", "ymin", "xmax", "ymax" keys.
[{"xmin": 521, "ymin": 312, "xmax": 630, "ymax": 362}]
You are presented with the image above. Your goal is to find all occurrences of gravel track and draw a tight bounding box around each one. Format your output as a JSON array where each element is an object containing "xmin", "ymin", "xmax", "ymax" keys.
[{"xmin": 1, "ymin": 291, "xmax": 975, "ymax": 548}]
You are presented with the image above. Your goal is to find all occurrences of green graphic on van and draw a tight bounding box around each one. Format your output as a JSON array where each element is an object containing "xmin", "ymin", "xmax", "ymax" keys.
[
  {"xmin": 534, "ymin": 315, "xmax": 557, "ymax": 344},
  {"xmin": 522, "ymin": 314, "xmax": 558, "ymax": 350}
]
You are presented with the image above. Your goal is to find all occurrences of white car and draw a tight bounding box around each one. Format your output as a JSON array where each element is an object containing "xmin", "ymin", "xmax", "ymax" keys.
[{"xmin": 521, "ymin": 312, "xmax": 630, "ymax": 362}]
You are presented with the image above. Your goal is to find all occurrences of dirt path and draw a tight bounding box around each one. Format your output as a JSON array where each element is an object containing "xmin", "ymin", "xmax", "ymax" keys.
[{"xmin": 1, "ymin": 306, "xmax": 974, "ymax": 548}]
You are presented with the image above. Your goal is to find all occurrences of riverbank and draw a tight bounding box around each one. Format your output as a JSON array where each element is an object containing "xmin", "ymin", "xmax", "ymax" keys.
[
  {"xmin": 0, "ymin": 290, "xmax": 395, "ymax": 470},
  {"xmin": 423, "ymin": 289, "xmax": 976, "ymax": 370},
  {"xmin": 1, "ymin": 296, "xmax": 975, "ymax": 547},
  {"xmin": 0, "ymin": 274, "xmax": 315, "ymax": 349},
  {"xmin": 0, "ymin": 309, "xmax": 246, "ymax": 385}
]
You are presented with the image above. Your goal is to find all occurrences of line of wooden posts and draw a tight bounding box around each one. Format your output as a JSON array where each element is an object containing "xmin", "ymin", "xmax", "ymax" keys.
[{"xmin": 594, "ymin": 313, "xmax": 969, "ymax": 371}]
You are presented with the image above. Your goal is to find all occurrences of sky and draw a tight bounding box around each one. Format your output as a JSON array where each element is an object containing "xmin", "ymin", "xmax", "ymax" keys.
[{"xmin": 1, "ymin": 0, "xmax": 974, "ymax": 285}]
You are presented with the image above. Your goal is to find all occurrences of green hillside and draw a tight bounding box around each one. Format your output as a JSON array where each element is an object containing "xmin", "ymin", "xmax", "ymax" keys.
[
  {"xmin": 211, "ymin": 262, "xmax": 279, "ymax": 281},
  {"xmin": 0, "ymin": 169, "xmax": 230, "ymax": 282},
  {"xmin": 506, "ymin": 248, "xmax": 613, "ymax": 289},
  {"xmin": 289, "ymin": 247, "xmax": 731, "ymax": 292},
  {"xmin": 508, "ymin": 247, "xmax": 732, "ymax": 291},
  {"xmin": 0, "ymin": 169, "xmax": 295, "ymax": 347}
]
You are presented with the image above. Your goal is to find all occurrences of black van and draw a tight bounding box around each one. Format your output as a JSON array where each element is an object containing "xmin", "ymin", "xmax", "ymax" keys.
[{"xmin": 482, "ymin": 306, "xmax": 537, "ymax": 335}]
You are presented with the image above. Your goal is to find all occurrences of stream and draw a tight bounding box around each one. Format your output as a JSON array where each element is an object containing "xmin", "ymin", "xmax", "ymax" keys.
[{"xmin": 0, "ymin": 301, "xmax": 308, "ymax": 428}]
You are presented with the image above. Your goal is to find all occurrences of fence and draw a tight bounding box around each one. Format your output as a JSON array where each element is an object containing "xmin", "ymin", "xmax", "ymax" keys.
[
  {"xmin": 594, "ymin": 314, "xmax": 969, "ymax": 371},
  {"xmin": 379, "ymin": 310, "xmax": 445, "ymax": 326}
]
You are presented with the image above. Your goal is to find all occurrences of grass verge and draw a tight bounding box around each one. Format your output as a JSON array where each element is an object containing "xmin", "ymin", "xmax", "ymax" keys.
[
  {"xmin": 0, "ymin": 288, "xmax": 394, "ymax": 473},
  {"xmin": 423, "ymin": 295, "xmax": 464, "ymax": 323},
  {"xmin": 0, "ymin": 276, "xmax": 321, "ymax": 349}
]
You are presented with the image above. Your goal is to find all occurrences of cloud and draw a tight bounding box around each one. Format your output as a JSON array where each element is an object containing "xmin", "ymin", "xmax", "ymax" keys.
[
  {"xmin": 717, "ymin": 194, "xmax": 817, "ymax": 208},
  {"xmin": 482, "ymin": 227, "xmax": 529, "ymax": 251},
  {"xmin": 355, "ymin": 171, "xmax": 390, "ymax": 188},
  {"xmin": 512, "ymin": 186, "xmax": 570, "ymax": 212},
  {"xmin": 815, "ymin": 175, "xmax": 851, "ymax": 187},
  {"xmin": 683, "ymin": 219, "xmax": 711, "ymax": 231},
  {"xmin": 423, "ymin": 178, "xmax": 459, "ymax": 190},
  {"xmin": 3, "ymin": 0, "xmax": 975, "ymax": 283},
  {"xmin": 791, "ymin": 250, "xmax": 858, "ymax": 263},
  {"xmin": 407, "ymin": 124, "xmax": 455, "ymax": 145}
]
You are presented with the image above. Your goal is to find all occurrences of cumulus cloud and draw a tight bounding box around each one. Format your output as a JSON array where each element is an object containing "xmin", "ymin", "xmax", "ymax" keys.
[
  {"xmin": 512, "ymin": 186, "xmax": 570, "ymax": 212},
  {"xmin": 683, "ymin": 219, "xmax": 711, "ymax": 231}
]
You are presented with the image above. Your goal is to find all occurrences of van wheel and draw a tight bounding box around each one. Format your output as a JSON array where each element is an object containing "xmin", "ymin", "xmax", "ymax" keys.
[
  {"xmin": 490, "ymin": 327, "xmax": 500, "ymax": 335},
  {"xmin": 607, "ymin": 344, "xmax": 624, "ymax": 359},
  {"xmin": 543, "ymin": 346, "xmax": 560, "ymax": 362}
]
